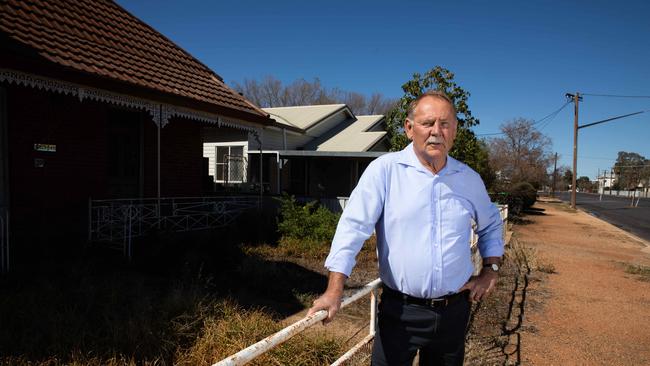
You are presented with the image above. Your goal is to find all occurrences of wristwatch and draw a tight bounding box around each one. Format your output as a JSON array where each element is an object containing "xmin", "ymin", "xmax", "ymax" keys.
[{"xmin": 483, "ymin": 263, "xmax": 500, "ymax": 272}]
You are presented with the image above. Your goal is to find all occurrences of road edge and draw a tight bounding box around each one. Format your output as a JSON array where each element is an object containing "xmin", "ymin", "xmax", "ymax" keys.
[{"xmin": 538, "ymin": 196, "xmax": 650, "ymax": 250}]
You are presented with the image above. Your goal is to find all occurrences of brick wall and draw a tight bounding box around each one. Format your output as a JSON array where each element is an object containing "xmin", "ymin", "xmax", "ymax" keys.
[
  {"xmin": 160, "ymin": 117, "xmax": 203, "ymax": 196},
  {"xmin": 5, "ymin": 85, "xmax": 223, "ymax": 251},
  {"xmin": 7, "ymin": 86, "xmax": 109, "ymax": 245}
]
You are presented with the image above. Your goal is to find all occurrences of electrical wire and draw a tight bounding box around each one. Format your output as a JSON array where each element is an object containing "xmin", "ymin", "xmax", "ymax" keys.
[
  {"xmin": 581, "ymin": 93, "xmax": 650, "ymax": 99},
  {"xmin": 537, "ymin": 101, "xmax": 571, "ymax": 132},
  {"xmin": 476, "ymin": 100, "xmax": 571, "ymax": 137}
]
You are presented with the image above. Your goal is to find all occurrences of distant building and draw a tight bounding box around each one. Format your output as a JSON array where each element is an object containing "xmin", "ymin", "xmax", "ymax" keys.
[{"xmin": 203, "ymin": 104, "xmax": 390, "ymax": 197}]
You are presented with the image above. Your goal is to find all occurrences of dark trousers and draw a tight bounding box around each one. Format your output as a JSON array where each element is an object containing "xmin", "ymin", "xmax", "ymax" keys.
[{"xmin": 371, "ymin": 290, "xmax": 471, "ymax": 366}]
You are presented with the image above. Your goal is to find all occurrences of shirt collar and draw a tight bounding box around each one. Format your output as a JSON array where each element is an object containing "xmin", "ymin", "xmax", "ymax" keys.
[{"xmin": 397, "ymin": 142, "xmax": 463, "ymax": 176}]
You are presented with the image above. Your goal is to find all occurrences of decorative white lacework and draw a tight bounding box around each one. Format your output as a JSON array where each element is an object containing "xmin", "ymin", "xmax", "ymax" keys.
[{"xmin": 0, "ymin": 68, "xmax": 260, "ymax": 133}]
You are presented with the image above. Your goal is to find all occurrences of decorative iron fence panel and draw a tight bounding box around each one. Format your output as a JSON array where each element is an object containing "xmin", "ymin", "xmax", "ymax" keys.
[{"xmin": 89, "ymin": 196, "xmax": 259, "ymax": 259}]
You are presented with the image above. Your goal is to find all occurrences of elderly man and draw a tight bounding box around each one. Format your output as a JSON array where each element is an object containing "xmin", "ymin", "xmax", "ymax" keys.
[{"xmin": 308, "ymin": 91, "xmax": 504, "ymax": 366}]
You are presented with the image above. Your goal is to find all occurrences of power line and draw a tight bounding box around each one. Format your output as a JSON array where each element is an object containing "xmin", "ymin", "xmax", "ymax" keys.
[
  {"xmin": 534, "ymin": 101, "xmax": 571, "ymax": 127},
  {"xmin": 476, "ymin": 101, "xmax": 571, "ymax": 137},
  {"xmin": 538, "ymin": 101, "xmax": 571, "ymax": 131},
  {"xmin": 578, "ymin": 110, "xmax": 647, "ymax": 129},
  {"xmin": 578, "ymin": 156, "xmax": 617, "ymax": 161},
  {"xmin": 581, "ymin": 93, "xmax": 650, "ymax": 99}
]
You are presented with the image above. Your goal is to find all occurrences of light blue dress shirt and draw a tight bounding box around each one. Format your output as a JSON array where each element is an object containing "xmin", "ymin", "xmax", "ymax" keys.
[{"xmin": 325, "ymin": 143, "xmax": 504, "ymax": 299}]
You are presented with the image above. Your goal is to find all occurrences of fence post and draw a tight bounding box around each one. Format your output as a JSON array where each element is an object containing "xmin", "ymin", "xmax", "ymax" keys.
[{"xmin": 370, "ymin": 287, "xmax": 378, "ymax": 335}]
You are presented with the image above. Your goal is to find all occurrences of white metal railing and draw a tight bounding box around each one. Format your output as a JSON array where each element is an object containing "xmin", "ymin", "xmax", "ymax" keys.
[
  {"xmin": 213, "ymin": 279, "xmax": 382, "ymax": 366},
  {"xmin": 89, "ymin": 196, "xmax": 259, "ymax": 259},
  {"xmin": 214, "ymin": 204, "xmax": 509, "ymax": 365},
  {"xmin": 0, "ymin": 207, "xmax": 8, "ymax": 274}
]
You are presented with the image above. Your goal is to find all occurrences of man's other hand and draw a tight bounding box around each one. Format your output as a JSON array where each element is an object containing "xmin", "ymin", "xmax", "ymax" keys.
[{"xmin": 459, "ymin": 269, "xmax": 498, "ymax": 302}]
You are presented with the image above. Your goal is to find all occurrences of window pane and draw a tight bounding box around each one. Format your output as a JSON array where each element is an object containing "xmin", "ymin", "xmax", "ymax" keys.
[
  {"xmin": 229, "ymin": 159, "xmax": 244, "ymax": 181},
  {"xmin": 216, "ymin": 163, "xmax": 224, "ymax": 181},
  {"xmin": 231, "ymin": 146, "xmax": 243, "ymax": 157},
  {"xmin": 217, "ymin": 146, "xmax": 227, "ymax": 163}
]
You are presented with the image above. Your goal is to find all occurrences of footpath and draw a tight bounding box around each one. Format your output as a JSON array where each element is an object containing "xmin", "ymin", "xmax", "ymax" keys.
[{"xmin": 517, "ymin": 198, "xmax": 650, "ymax": 365}]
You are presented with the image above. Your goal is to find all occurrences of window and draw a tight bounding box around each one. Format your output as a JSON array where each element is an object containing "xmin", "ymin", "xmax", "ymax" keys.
[{"xmin": 215, "ymin": 144, "xmax": 247, "ymax": 183}]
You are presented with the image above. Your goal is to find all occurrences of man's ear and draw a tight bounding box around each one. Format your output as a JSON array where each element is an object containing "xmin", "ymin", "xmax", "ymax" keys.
[{"xmin": 404, "ymin": 119, "xmax": 414, "ymax": 140}]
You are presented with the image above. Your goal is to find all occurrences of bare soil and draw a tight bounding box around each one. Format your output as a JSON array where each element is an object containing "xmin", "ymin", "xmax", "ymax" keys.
[
  {"xmin": 517, "ymin": 199, "xmax": 650, "ymax": 365},
  {"xmin": 273, "ymin": 198, "xmax": 650, "ymax": 365}
]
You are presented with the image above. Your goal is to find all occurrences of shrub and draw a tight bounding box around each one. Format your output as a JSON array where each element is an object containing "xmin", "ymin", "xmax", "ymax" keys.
[
  {"xmin": 511, "ymin": 182, "xmax": 537, "ymax": 209},
  {"xmin": 276, "ymin": 194, "xmax": 340, "ymax": 243},
  {"xmin": 491, "ymin": 182, "xmax": 537, "ymax": 218}
]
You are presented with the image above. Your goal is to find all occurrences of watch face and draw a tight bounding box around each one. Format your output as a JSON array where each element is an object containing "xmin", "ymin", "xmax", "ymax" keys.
[{"xmin": 491, "ymin": 263, "xmax": 500, "ymax": 272}]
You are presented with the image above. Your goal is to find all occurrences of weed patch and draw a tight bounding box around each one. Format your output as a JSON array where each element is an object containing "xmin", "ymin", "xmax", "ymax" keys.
[{"xmin": 624, "ymin": 263, "xmax": 650, "ymax": 281}]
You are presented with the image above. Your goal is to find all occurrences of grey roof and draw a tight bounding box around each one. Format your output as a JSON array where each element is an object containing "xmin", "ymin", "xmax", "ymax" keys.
[
  {"xmin": 273, "ymin": 150, "xmax": 387, "ymax": 158},
  {"xmin": 263, "ymin": 104, "xmax": 347, "ymax": 130},
  {"xmin": 317, "ymin": 115, "xmax": 387, "ymax": 152}
]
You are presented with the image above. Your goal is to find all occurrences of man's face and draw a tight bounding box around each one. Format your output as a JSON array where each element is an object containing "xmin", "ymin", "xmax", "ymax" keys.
[{"xmin": 404, "ymin": 96, "xmax": 458, "ymax": 170}]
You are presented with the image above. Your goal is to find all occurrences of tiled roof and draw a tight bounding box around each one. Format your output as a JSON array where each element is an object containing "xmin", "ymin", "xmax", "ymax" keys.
[
  {"xmin": 317, "ymin": 115, "xmax": 387, "ymax": 152},
  {"xmin": 0, "ymin": 0, "xmax": 269, "ymax": 121}
]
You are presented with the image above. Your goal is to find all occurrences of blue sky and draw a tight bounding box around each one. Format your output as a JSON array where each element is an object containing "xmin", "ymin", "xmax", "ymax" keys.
[{"xmin": 117, "ymin": 0, "xmax": 650, "ymax": 180}]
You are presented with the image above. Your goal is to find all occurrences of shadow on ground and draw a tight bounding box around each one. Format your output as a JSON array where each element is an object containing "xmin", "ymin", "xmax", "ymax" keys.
[{"xmin": 0, "ymin": 223, "xmax": 327, "ymax": 364}]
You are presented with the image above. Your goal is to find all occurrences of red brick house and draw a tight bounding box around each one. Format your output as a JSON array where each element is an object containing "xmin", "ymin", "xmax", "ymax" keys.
[{"xmin": 0, "ymin": 0, "xmax": 273, "ymax": 270}]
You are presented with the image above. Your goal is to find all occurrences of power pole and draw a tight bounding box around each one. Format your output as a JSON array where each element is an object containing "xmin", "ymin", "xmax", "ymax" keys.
[
  {"xmin": 551, "ymin": 152, "xmax": 558, "ymax": 198},
  {"xmin": 567, "ymin": 92, "xmax": 581, "ymax": 209},
  {"xmin": 597, "ymin": 168, "xmax": 600, "ymax": 199}
]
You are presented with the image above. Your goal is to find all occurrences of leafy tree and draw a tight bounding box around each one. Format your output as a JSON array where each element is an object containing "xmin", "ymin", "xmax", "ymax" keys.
[
  {"xmin": 487, "ymin": 118, "xmax": 553, "ymax": 189},
  {"xmin": 384, "ymin": 66, "xmax": 492, "ymax": 185},
  {"xmin": 563, "ymin": 168, "xmax": 573, "ymax": 189},
  {"xmin": 613, "ymin": 151, "xmax": 649, "ymax": 190},
  {"xmin": 550, "ymin": 165, "xmax": 571, "ymax": 191},
  {"xmin": 576, "ymin": 176, "xmax": 594, "ymax": 192}
]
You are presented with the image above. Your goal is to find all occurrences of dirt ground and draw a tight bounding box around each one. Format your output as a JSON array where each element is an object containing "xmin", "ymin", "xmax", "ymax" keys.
[
  {"xmin": 280, "ymin": 198, "xmax": 650, "ymax": 365},
  {"xmin": 517, "ymin": 198, "xmax": 650, "ymax": 365}
]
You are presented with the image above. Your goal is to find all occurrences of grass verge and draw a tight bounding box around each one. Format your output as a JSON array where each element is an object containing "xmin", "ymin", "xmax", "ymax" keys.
[{"xmin": 624, "ymin": 263, "xmax": 650, "ymax": 281}]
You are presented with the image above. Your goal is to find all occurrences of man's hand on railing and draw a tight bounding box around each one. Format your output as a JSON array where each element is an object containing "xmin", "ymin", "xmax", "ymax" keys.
[{"xmin": 307, "ymin": 271, "xmax": 346, "ymax": 324}]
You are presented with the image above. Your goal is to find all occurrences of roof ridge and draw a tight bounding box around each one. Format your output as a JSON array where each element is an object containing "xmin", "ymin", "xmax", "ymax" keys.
[{"xmin": 264, "ymin": 104, "xmax": 346, "ymax": 110}]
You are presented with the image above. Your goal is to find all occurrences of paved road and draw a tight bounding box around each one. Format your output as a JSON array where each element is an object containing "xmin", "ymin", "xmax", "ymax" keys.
[{"xmin": 555, "ymin": 191, "xmax": 650, "ymax": 243}]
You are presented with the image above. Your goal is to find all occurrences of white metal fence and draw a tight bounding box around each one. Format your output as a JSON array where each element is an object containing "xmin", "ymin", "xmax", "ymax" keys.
[
  {"xmin": 213, "ymin": 205, "xmax": 508, "ymax": 365},
  {"xmin": 89, "ymin": 196, "xmax": 259, "ymax": 260},
  {"xmin": 598, "ymin": 189, "xmax": 649, "ymax": 198}
]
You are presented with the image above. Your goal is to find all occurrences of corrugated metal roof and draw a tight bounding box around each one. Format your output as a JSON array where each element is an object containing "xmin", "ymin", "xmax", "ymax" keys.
[
  {"xmin": 0, "ymin": 0, "xmax": 269, "ymax": 121},
  {"xmin": 317, "ymin": 115, "xmax": 387, "ymax": 152},
  {"xmin": 272, "ymin": 150, "xmax": 387, "ymax": 158},
  {"xmin": 263, "ymin": 104, "xmax": 346, "ymax": 130}
]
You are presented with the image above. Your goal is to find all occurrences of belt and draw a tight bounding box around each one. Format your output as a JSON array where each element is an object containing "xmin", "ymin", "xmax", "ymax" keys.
[{"xmin": 382, "ymin": 285, "xmax": 468, "ymax": 308}]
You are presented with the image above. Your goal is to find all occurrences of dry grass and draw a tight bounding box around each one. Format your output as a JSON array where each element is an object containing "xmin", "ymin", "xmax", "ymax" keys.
[
  {"xmin": 173, "ymin": 300, "xmax": 343, "ymax": 366},
  {"xmin": 0, "ymin": 243, "xmax": 344, "ymax": 366},
  {"xmin": 464, "ymin": 237, "xmax": 545, "ymax": 365},
  {"xmin": 624, "ymin": 263, "xmax": 650, "ymax": 281}
]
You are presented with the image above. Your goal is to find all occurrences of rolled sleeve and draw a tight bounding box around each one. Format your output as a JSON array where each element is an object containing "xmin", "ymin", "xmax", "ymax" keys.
[
  {"xmin": 324, "ymin": 159, "xmax": 386, "ymax": 276},
  {"xmin": 474, "ymin": 183, "xmax": 505, "ymax": 259}
]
